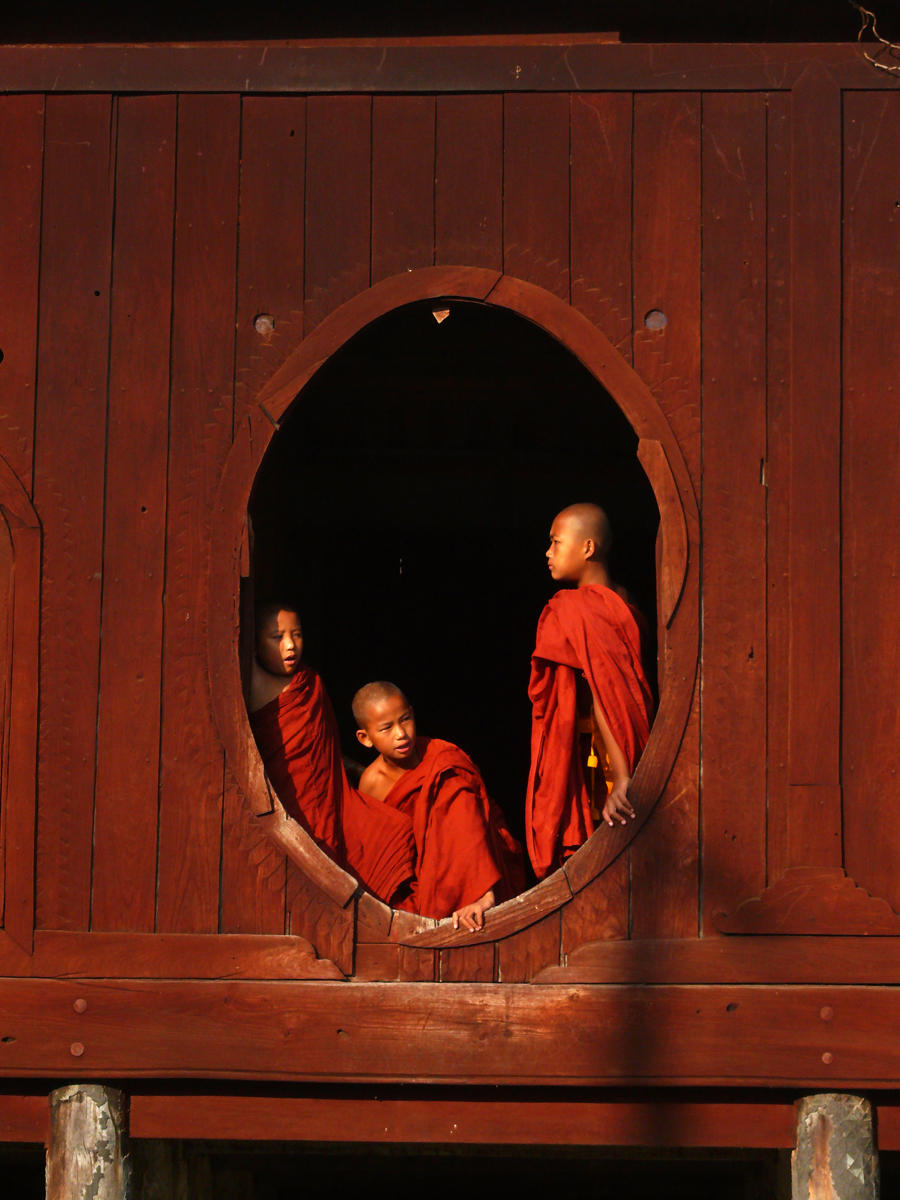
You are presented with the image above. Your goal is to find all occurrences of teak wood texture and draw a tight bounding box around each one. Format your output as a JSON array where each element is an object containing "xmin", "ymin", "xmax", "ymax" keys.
[{"xmin": 0, "ymin": 41, "xmax": 899, "ymax": 1105}]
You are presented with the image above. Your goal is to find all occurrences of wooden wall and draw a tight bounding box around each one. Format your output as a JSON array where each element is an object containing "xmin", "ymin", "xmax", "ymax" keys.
[{"xmin": 0, "ymin": 43, "xmax": 898, "ymax": 1094}]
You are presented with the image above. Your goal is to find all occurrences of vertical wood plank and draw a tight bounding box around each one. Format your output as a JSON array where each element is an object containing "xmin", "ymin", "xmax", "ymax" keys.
[
  {"xmin": 33, "ymin": 94, "xmax": 114, "ymax": 931},
  {"xmin": 439, "ymin": 942, "xmax": 495, "ymax": 983},
  {"xmin": 700, "ymin": 93, "xmax": 768, "ymax": 930},
  {"xmin": 764, "ymin": 92, "xmax": 792, "ymax": 884},
  {"xmin": 219, "ymin": 791, "xmax": 287, "ymax": 935},
  {"xmin": 286, "ymin": 863, "xmax": 353, "ymax": 977},
  {"xmin": 785, "ymin": 69, "xmax": 843, "ymax": 867},
  {"xmin": 92, "ymin": 96, "xmax": 176, "ymax": 933},
  {"xmin": 842, "ymin": 92, "xmax": 900, "ymax": 909},
  {"xmin": 571, "ymin": 92, "xmax": 633, "ymax": 357},
  {"xmin": 398, "ymin": 946, "xmax": 437, "ymax": 982},
  {"xmin": 234, "ymin": 95, "xmax": 306, "ymax": 413},
  {"xmin": 503, "ymin": 93, "xmax": 570, "ymax": 300},
  {"xmin": 156, "ymin": 94, "xmax": 239, "ymax": 933},
  {"xmin": 568, "ymin": 90, "xmax": 634, "ymax": 948},
  {"xmin": 304, "ymin": 95, "xmax": 370, "ymax": 332},
  {"xmin": 630, "ymin": 93, "xmax": 701, "ymax": 939},
  {"xmin": 561, "ymin": 856, "xmax": 629, "ymax": 956},
  {"xmin": 0, "ymin": 95, "xmax": 43, "ymax": 492},
  {"xmin": 223, "ymin": 95, "xmax": 306, "ymax": 935},
  {"xmin": 372, "ymin": 96, "xmax": 435, "ymax": 283},
  {"xmin": 1, "ymin": 503, "xmax": 41, "ymax": 952},
  {"xmin": 0, "ymin": 517, "xmax": 10, "ymax": 917},
  {"xmin": 497, "ymin": 911, "xmax": 561, "ymax": 983},
  {"xmin": 435, "ymin": 95, "xmax": 502, "ymax": 271}
]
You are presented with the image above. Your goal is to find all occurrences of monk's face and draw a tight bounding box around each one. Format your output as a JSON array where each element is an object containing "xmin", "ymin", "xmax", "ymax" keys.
[
  {"xmin": 356, "ymin": 693, "xmax": 417, "ymax": 765},
  {"xmin": 546, "ymin": 514, "xmax": 590, "ymax": 583},
  {"xmin": 256, "ymin": 609, "xmax": 303, "ymax": 676}
]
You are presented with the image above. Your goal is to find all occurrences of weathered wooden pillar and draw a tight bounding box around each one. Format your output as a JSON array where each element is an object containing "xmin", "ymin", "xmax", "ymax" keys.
[
  {"xmin": 47, "ymin": 1084, "xmax": 131, "ymax": 1200},
  {"xmin": 792, "ymin": 1094, "xmax": 879, "ymax": 1200}
]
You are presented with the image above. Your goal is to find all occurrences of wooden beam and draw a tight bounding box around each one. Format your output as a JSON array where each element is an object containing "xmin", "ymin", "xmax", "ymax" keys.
[
  {"xmin": 0, "ymin": 43, "xmax": 886, "ymax": 95},
  {"xmin": 533, "ymin": 935, "xmax": 900, "ymax": 985},
  {"xmin": 128, "ymin": 1089, "xmax": 797, "ymax": 1148},
  {"xmin": 1, "ymin": 981, "xmax": 900, "ymax": 1087}
]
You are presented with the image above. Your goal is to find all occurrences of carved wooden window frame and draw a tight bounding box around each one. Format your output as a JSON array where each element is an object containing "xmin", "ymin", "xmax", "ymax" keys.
[
  {"xmin": 0, "ymin": 454, "xmax": 41, "ymax": 956},
  {"xmin": 209, "ymin": 267, "xmax": 699, "ymax": 949}
]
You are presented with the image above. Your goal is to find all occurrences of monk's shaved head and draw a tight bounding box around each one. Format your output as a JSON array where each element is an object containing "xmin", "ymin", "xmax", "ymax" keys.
[
  {"xmin": 555, "ymin": 503, "xmax": 611, "ymax": 562},
  {"xmin": 256, "ymin": 600, "xmax": 301, "ymax": 633},
  {"xmin": 352, "ymin": 680, "xmax": 408, "ymax": 728}
]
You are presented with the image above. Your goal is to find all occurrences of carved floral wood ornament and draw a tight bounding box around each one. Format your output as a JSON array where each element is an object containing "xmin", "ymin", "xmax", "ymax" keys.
[{"xmin": 208, "ymin": 267, "xmax": 700, "ymax": 950}]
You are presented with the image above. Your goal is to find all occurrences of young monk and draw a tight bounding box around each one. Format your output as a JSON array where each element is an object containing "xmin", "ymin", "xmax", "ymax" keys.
[
  {"xmin": 525, "ymin": 503, "xmax": 655, "ymax": 880},
  {"xmin": 353, "ymin": 682, "xmax": 526, "ymax": 931},
  {"xmin": 249, "ymin": 605, "xmax": 415, "ymax": 906}
]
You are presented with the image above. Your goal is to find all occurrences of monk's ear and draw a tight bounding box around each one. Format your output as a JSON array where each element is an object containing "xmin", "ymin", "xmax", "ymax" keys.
[
  {"xmin": 583, "ymin": 536, "xmax": 596, "ymax": 561},
  {"xmin": 356, "ymin": 729, "xmax": 373, "ymax": 750}
]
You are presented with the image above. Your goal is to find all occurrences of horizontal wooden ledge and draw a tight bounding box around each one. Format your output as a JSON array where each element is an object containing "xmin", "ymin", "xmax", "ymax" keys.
[
  {"xmin": 0, "ymin": 43, "xmax": 889, "ymax": 94},
  {"xmin": 0, "ymin": 932, "xmax": 343, "ymax": 980},
  {"xmin": 129, "ymin": 1088, "xmax": 799, "ymax": 1147},
  {"xmin": 0, "ymin": 1085, "xmax": 800, "ymax": 1148},
  {"xmin": 6, "ymin": 931, "xmax": 900, "ymax": 984},
  {"xmin": 4, "ymin": 1081, "xmax": 900, "ymax": 1151},
  {"xmin": 534, "ymin": 935, "xmax": 900, "ymax": 985},
  {"xmin": 1, "ymin": 981, "xmax": 900, "ymax": 1087}
]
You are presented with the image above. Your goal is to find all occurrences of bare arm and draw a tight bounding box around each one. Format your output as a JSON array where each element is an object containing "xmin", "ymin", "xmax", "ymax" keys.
[
  {"xmin": 592, "ymin": 700, "xmax": 635, "ymax": 826},
  {"xmin": 452, "ymin": 887, "xmax": 496, "ymax": 933}
]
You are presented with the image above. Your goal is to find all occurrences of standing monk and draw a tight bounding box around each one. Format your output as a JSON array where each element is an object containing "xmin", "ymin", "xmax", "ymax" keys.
[
  {"xmin": 249, "ymin": 605, "xmax": 415, "ymax": 906},
  {"xmin": 525, "ymin": 504, "xmax": 654, "ymax": 880}
]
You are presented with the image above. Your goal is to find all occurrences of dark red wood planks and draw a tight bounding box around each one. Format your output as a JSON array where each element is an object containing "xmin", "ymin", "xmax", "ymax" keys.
[
  {"xmin": 842, "ymin": 91, "xmax": 900, "ymax": 910},
  {"xmin": 92, "ymin": 96, "xmax": 176, "ymax": 933},
  {"xmin": 570, "ymin": 92, "xmax": 633, "ymax": 355},
  {"xmin": 372, "ymin": 96, "xmax": 435, "ymax": 283},
  {"xmin": 234, "ymin": 95, "xmax": 306, "ymax": 416},
  {"xmin": 0, "ymin": 95, "xmax": 43, "ymax": 494},
  {"xmin": 156, "ymin": 94, "xmax": 240, "ymax": 933},
  {"xmin": 630, "ymin": 93, "xmax": 702, "ymax": 939},
  {"xmin": 33, "ymin": 95, "xmax": 114, "ymax": 931},
  {"xmin": 435, "ymin": 95, "xmax": 502, "ymax": 270},
  {"xmin": 784, "ymin": 70, "xmax": 842, "ymax": 867},
  {"xmin": 304, "ymin": 96, "xmax": 371, "ymax": 333},
  {"xmin": 699, "ymin": 93, "xmax": 768, "ymax": 931},
  {"xmin": 503, "ymin": 93, "xmax": 570, "ymax": 301}
]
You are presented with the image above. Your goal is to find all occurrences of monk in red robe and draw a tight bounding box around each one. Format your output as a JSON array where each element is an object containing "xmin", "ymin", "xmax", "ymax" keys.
[
  {"xmin": 526, "ymin": 504, "xmax": 655, "ymax": 880},
  {"xmin": 249, "ymin": 605, "xmax": 415, "ymax": 905},
  {"xmin": 353, "ymin": 682, "xmax": 525, "ymax": 930}
]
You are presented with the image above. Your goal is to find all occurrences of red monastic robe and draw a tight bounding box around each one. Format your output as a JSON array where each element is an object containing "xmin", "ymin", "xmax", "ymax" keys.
[
  {"xmin": 250, "ymin": 665, "xmax": 416, "ymax": 904},
  {"xmin": 526, "ymin": 584, "xmax": 654, "ymax": 880},
  {"xmin": 382, "ymin": 737, "xmax": 526, "ymax": 920}
]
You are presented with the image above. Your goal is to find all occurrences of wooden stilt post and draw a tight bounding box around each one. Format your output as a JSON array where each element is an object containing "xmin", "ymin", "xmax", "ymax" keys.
[
  {"xmin": 46, "ymin": 1085, "xmax": 131, "ymax": 1200},
  {"xmin": 792, "ymin": 1094, "xmax": 879, "ymax": 1200}
]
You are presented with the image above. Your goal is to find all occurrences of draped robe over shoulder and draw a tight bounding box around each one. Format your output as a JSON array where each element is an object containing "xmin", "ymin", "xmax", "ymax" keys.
[
  {"xmin": 526, "ymin": 584, "xmax": 654, "ymax": 880},
  {"xmin": 382, "ymin": 737, "xmax": 526, "ymax": 920},
  {"xmin": 250, "ymin": 665, "xmax": 416, "ymax": 904}
]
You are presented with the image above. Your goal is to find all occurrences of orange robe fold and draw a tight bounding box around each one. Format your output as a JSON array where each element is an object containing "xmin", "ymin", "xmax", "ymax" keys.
[
  {"xmin": 250, "ymin": 665, "xmax": 416, "ymax": 904},
  {"xmin": 526, "ymin": 584, "xmax": 654, "ymax": 880},
  {"xmin": 381, "ymin": 737, "xmax": 526, "ymax": 920}
]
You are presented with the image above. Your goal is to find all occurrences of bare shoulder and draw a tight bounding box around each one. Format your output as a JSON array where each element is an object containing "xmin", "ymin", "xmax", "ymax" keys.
[
  {"xmin": 359, "ymin": 758, "xmax": 390, "ymax": 801},
  {"xmin": 249, "ymin": 660, "xmax": 290, "ymax": 713}
]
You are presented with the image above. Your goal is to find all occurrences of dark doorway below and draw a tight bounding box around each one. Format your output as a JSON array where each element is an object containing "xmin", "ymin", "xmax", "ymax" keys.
[{"xmin": 250, "ymin": 300, "xmax": 658, "ymax": 847}]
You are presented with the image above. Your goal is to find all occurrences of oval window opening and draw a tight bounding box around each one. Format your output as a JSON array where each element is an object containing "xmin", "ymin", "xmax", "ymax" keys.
[{"xmin": 248, "ymin": 298, "xmax": 659, "ymax": 905}]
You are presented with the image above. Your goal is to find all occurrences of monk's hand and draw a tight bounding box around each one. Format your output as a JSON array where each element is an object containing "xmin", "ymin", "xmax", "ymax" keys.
[
  {"xmin": 452, "ymin": 889, "xmax": 496, "ymax": 932},
  {"xmin": 601, "ymin": 780, "xmax": 635, "ymax": 826}
]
